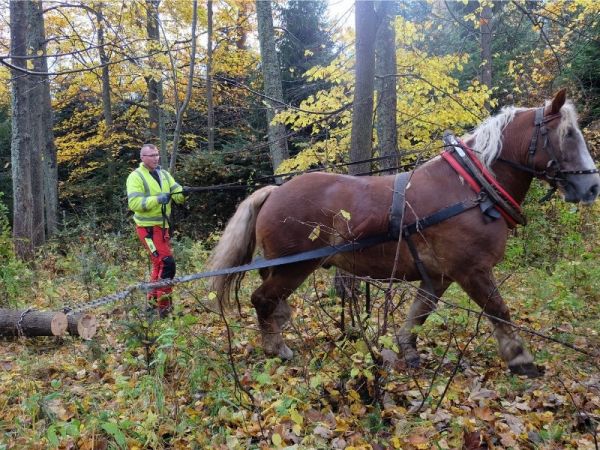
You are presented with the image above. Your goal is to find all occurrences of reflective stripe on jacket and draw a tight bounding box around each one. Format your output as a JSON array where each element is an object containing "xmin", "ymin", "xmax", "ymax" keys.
[{"xmin": 126, "ymin": 163, "xmax": 184, "ymax": 227}]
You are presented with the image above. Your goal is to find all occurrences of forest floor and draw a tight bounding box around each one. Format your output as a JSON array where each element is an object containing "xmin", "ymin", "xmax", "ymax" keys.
[{"xmin": 0, "ymin": 204, "xmax": 599, "ymax": 449}]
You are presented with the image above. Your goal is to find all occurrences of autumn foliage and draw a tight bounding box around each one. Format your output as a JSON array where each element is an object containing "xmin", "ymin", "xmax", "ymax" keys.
[{"xmin": 1, "ymin": 0, "xmax": 600, "ymax": 448}]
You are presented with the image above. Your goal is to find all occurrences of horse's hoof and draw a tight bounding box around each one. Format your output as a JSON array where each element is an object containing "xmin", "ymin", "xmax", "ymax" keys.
[
  {"xmin": 278, "ymin": 344, "xmax": 294, "ymax": 360},
  {"xmin": 509, "ymin": 362, "xmax": 545, "ymax": 378}
]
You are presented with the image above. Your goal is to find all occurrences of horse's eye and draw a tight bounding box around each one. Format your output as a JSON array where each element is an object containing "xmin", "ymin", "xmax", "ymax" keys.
[{"xmin": 566, "ymin": 128, "xmax": 574, "ymax": 138}]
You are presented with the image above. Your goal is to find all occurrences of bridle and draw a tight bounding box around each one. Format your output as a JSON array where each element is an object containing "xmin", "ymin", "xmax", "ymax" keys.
[{"xmin": 498, "ymin": 107, "xmax": 599, "ymax": 186}]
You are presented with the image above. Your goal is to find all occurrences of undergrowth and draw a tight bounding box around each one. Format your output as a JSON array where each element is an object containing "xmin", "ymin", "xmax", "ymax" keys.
[{"xmin": 0, "ymin": 188, "xmax": 599, "ymax": 449}]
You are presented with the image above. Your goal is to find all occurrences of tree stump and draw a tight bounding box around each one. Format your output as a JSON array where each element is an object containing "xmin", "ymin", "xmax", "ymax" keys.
[
  {"xmin": 0, "ymin": 308, "xmax": 67, "ymax": 337},
  {"xmin": 67, "ymin": 313, "xmax": 97, "ymax": 340}
]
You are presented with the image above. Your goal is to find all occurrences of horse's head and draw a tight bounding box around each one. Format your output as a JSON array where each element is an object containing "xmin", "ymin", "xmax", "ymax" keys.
[{"xmin": 530, "ymin": 89, "xmax": 600, "ymax": 204}]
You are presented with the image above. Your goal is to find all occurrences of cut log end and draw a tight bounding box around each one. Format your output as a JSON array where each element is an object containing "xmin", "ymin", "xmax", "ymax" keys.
[
  {"xmin": 67, "ymin": 313, "xmax": 97, "ymax": 340},
  {"xmin": 50, "ymin": 313, "xmax": 68, "ymax": 336}
]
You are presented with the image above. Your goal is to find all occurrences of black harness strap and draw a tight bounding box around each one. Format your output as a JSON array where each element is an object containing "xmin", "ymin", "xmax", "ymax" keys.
[
  {"xmin": 386, "ymin": 171, "xmax": 478, "ymax": 289},
  {"xmin": 242, "ymin": 234, "xmax": 392, "ymax": 269},
  {"xmin": 401, "ymin": 200, "xmax": 478, "ymax": 238},
  {"xmin": 389, "ymin": 172, "xmax": 411, "ymax": 239},
  {"xmin": 528, "ymin": 108, "xmax": 545, "ymax": 166},
  {"xmin": 499, "ymin": 108, "xmax": 598, "ymax": 197},
  {"xmin": 404, "ymin": 233, "xmax": 435, "ymax": 293}
]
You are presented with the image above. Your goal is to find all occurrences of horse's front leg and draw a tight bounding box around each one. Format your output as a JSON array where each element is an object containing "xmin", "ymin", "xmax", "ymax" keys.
[
  {"xmin": 397, "ymin": 278, "xmax": 451, "ymax": 367},
  {"xmin": 456, "ymin": 269, "xmax": 541, "ymax": 377}
]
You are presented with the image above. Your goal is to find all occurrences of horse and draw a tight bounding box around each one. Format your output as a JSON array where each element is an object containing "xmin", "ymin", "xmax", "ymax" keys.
[{"xmin": 207, "ymin": 89, "xmax": 599, "ymax": 377}]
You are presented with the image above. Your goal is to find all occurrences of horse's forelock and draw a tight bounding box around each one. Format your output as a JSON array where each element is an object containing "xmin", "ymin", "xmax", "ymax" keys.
[{"xmin": 553, "ymin": 101, "xmax": 580, "ymax": 142}]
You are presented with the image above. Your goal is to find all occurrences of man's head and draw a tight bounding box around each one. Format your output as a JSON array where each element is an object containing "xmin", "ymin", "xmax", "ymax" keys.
[{"xmin": 140, "ymin": 144, "xmax": 160, "ymax": 171}]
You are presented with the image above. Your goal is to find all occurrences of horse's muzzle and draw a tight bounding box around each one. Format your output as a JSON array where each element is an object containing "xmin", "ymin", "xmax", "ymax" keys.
[{"xmin": 562, "ymin": 173, "xmax": 600, "ymax": 204}]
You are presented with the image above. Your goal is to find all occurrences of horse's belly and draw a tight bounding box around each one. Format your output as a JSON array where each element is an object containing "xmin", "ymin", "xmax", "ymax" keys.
[{"xmin": 328, "ymin": 244, "xmax": 421, "ymax": 281}]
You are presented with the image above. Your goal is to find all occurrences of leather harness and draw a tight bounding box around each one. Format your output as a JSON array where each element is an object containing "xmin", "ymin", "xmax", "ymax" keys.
[
  {"xmin": 388, "ymin": 105, "xmax": 599, "ymax": 285},
  {"xmin": 497, "ymin": 107, "xmax": 599, "ymax": 192}
]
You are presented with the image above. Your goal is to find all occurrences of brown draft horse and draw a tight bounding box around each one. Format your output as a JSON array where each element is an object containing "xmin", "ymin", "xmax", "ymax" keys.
[{"xmin": 208, "ymin": 90, "xmax": 600, "ymax": 377}]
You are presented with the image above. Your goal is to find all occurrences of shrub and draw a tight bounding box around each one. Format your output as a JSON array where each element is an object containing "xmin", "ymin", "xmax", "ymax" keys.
[{"xmin": 0, "ymin": 192, "xmax": 32, "ymax": 306}]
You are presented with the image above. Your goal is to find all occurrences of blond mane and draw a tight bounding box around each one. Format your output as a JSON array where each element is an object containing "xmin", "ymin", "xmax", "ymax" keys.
[{"xmin": 464, "ymin": 102, "xmax": 579, "ymax": 170}]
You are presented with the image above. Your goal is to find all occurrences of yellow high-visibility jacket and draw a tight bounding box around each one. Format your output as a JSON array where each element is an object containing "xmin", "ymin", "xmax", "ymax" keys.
[{"xmin": 126, "ymin": 163, "xmax": 184, "ymax": 227}]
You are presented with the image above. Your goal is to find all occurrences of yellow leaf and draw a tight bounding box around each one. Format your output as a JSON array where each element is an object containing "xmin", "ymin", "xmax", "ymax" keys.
[
  {"xmin": 272, "ymin": 432, "xmax": 282, "ymax": 447},
  {"xmin": 290, "ymin": 408, "xmax": 303, "ymax": 426},
  {"xmin": 308, "ymin": 224, "xmax": 320, "ymax": 241},
  {"xmin": 340, "ymin": 209, "xmax": 351, "ymax": 221}
]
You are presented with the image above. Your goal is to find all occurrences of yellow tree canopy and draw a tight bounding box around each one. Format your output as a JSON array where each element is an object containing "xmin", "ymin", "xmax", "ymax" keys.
[{"xmin": 275, "ymin": 15, "xmax": 492, "ymax": 174}]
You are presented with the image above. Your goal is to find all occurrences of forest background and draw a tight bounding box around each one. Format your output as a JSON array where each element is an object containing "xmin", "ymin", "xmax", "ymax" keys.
[{"xmin": 0, "ymin": 0, "xmax": 600, "ymax": 449}]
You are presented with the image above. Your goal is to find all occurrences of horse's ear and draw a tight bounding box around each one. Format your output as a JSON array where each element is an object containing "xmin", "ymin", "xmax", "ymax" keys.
[{"xmin": 550, "ymin": 88, "xmax": 567, "ymax": 114}]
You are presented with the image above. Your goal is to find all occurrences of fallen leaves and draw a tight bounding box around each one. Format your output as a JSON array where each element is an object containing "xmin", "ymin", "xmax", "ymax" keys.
[{"xmin": 0, "ymin": 249, "xmax": 599, "ymax": 449}]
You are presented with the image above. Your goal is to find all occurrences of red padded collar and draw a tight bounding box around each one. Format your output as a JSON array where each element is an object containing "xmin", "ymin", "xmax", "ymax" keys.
[{"xmin": 442, "ymin": 143, "xmax": 523, "ymax": 228}]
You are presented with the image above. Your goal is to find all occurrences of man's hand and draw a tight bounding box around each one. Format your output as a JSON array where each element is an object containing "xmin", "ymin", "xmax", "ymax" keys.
[
  {"xmin": 182, "ymin": 186, "xmax": 192, "ymax": 195},
  {"xmin": 156, "ymin": 193, "xmax": 170, "ymax": 204}
]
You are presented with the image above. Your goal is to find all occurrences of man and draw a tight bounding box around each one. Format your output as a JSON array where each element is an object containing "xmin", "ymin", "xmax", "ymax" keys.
[{"xmin": 126, "ymin": 144, "xmax": 187, "ymax": 317}]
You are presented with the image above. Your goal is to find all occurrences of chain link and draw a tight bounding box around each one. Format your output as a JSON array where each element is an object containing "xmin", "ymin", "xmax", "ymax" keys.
[
  {"xmin": 59, "ymin": 265, "xmax": 229, "ymax": 315},
  {"xmin": 16, "ymin": 307, "xmax": 33, "ymax": 337},
  {"xmin": 63, "ymin": 286, "xmax": 139, "ymax": 315}
]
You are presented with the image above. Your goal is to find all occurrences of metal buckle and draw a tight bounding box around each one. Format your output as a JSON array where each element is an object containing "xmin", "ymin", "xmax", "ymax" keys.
[{"xmin": 545, "ymin": 160, "xmax": 561, "ymax": 180}]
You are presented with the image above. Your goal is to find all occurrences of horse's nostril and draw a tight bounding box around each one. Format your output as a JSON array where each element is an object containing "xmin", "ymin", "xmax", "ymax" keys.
[{"xmin": 589, "ymin": 183, "xmax": 600, "ymax": 200}]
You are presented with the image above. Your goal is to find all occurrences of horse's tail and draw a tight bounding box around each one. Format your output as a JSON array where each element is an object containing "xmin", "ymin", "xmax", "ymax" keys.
[{"xmin": 207, "ymin": 185, "xmax": 278, "ymax": 309}]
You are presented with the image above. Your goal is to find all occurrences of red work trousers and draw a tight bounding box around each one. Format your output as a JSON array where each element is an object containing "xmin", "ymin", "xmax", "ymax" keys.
[{"xmin": 136, "ymin": 225, "xmax": 174, "ymax": 310}]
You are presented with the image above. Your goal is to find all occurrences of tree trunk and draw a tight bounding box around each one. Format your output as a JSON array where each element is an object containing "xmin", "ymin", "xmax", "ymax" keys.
[
  {"xmin": 480, "ymin": 2, "xmax": 492, "ymax": 111},
  {"xmin": 158, "ymin": 83, "xmax": 167, "ymax": 161},
  {"xmin": 350, "ymin": 1, "xmax": 378, "ymax": 175},
  {"xmin": 67, "ymin": 313, "xmax": 98, "ymax": 340},
  {"xmin": 146, "ymin": 0, "xmax": 161, "ymax": 146},
  {"xmin": 375, "ymin": 1, "xmax": 398, "ymax": 174},
  {"xmin": 206, "ymin": 0, "xmax": 215, "ymax": 152},
  {"xmin": 30, "ymin": 0, "xmax": 58, "ymax": 238},
  {"xmin": 27, "ymin": 1, "xmax": 45, "ymax": 247},
  {"xmin": 256, "ymin": 0, "xmax": 289, "ymax": 173},
  {"xmin": 336, "ymin": 1, "xmax": 380, "ymax": 299},
  {"xmin": 10, "ymin": 0, "xmax": 34, "ymax": 260},
  {"xmin": 236, "ymin": 2, "xmax": 250, "ymax": 50},
  {"xmin": 97, "ymin": 3, "xmax": 113, "ymax": 128},
  {"xmin": 0, "ymin": 309, "xmax": 67, "ymax": 337},
  {"xmin": 169, "ymin": 0, "xmax": 198, "ymax": 173}
]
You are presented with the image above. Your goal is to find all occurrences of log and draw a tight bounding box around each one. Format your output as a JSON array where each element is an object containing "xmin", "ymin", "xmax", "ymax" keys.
[
  {"xmin": 0, "ymin": 308, "xmax": 67, "ymax": 337},
  {"xmin": 66, "ymin": 313, "xmax": 97, "ymax": 340}
]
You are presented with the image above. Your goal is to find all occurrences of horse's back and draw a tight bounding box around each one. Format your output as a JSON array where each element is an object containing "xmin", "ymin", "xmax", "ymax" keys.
[
  {"xmin": 255, "ymin": 164, "xmax": 508, "ymax": 274},
  {"xmin": 256, "ymin": 172, "xmax": 396, "ymax": 256}
]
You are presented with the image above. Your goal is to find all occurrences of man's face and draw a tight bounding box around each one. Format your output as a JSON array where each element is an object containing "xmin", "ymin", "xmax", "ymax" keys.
[{"xmin": 141, "ymin": 148, "xmax": 160, "ymax": 171}]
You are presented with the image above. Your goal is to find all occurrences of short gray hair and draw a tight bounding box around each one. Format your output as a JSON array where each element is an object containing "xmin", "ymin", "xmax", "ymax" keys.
[{"xmin": 140, "ymin": 144, "xmax": 158, "ymax": 157}]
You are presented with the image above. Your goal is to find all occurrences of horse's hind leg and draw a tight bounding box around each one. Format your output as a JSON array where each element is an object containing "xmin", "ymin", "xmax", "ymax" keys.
[
  {"xmin": 251, "ymin": 262, "xmax": 317, "ymax": 359},
  {"xmin": 397, "ymin": 278, "xmax": 451, "ymax": 367},
  {"xmin": 456, "ymin": 269, "xmax": 540, "ymax": 377}
]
